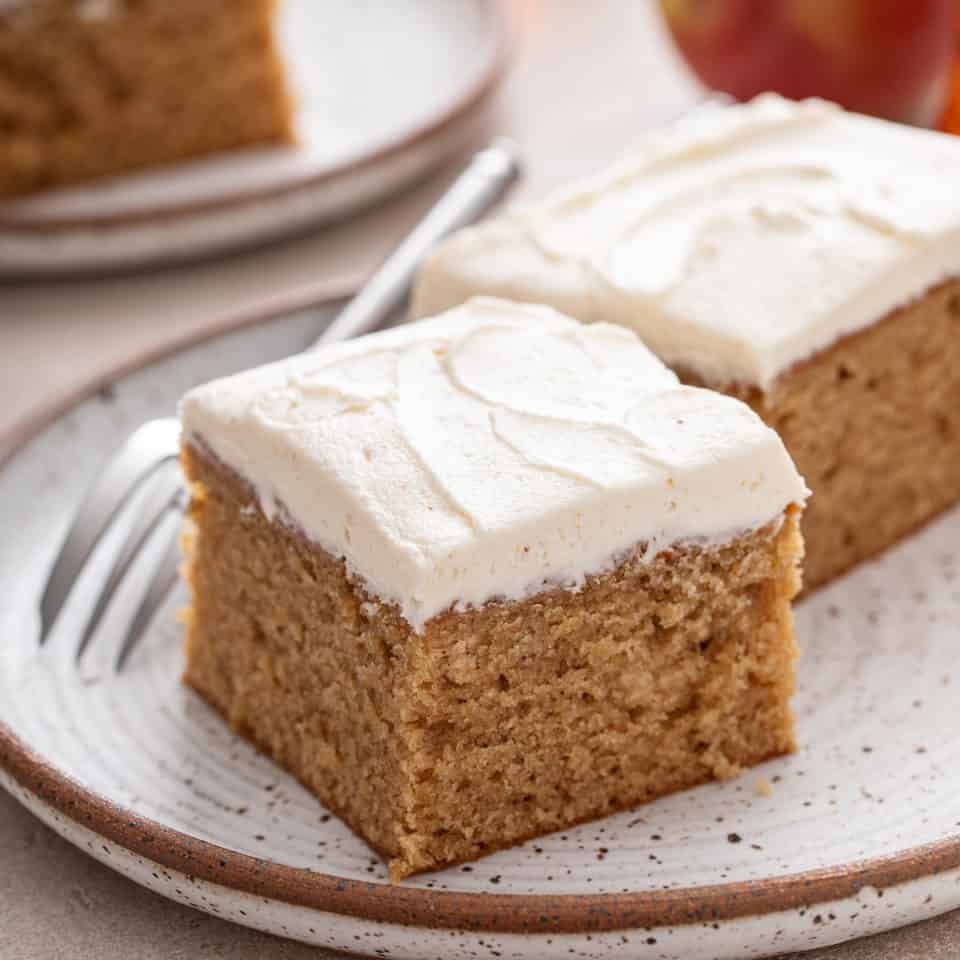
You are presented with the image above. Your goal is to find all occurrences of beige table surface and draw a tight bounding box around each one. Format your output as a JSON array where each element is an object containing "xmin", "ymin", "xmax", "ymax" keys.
[{"xmin": 2, "ymin": 2, "xmax": 959, "ymax": 957}]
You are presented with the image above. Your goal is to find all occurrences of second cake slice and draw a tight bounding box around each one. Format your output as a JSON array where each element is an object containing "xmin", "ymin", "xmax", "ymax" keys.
[{"xmin": 414, "ymin": 95, "xmax": 960, "ymax": 589}]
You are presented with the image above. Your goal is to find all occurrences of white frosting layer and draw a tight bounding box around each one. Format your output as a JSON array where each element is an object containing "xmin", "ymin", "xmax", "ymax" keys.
[
  {"xmin": 413, "ymin": 95, "xmax": 960, "ymax": 390},
  {"xmin": 180, "ymin": 299, "xmax": 807, "ymax": 630}
]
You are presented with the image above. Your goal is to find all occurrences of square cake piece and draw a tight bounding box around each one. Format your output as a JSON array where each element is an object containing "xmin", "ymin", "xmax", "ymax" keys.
[
  {"xmin": 0, "ymin": 0, "xmax": 292, "ymax": 197},
  {"xmin": 413, "ymin": 95, "xmax": 960, "ymax": 590},
  {"xmin": 179, "ymin": 298, "xmax": 807, "ymax": 879}
]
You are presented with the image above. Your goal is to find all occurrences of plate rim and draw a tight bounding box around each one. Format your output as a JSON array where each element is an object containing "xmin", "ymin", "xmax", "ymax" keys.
[
  {"xmin": 2, "ymin": 305, "xmax": 960, "ymax": 935},
  {"xmin": 3, "ymin": 720, "xmax": 960, "ymax": 934},
  {"xmin": 0, "ymin": 0, "xmax": 511, "ymax": 233}
]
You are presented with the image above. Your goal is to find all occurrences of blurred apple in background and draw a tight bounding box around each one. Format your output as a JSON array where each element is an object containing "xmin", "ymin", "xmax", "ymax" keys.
[{"xmin": 659, "ymin": 0, "xmax": 957, "ymax": 126}]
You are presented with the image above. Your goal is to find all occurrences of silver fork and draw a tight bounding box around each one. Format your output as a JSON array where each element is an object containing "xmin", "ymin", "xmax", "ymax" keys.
[{"xmin": 38, "ymin": 140, "xmax": 521, "ymax": 670}]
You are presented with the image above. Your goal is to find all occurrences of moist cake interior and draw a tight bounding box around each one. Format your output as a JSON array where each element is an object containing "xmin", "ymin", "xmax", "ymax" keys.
[
  {"xmin": 181, "ymin": 444, "xmax": 802, "ymax": 880},
  {"xmin": 715, "ymin": 277, "xmax": 960, "ymax": 589}
]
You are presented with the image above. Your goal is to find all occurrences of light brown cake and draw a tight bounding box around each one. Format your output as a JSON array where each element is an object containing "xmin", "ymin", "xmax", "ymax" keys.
[
  {"xmin": 413, "ymin": 95, "xmax": 960, "ymax": 591},
  {"xmin": 177, "ymin": 300, "xmax": 807, "ymax": 878},
  {"xmin": 182, "ymin": 445, "xmax": 802, "ymax": 879},
  {"xmin": 0, "ymin": 0, "xmax": 292, "ymax": 197},
  {"xmin": 714, "ymin": 279, "xmax": 960, "ymax": 588}
]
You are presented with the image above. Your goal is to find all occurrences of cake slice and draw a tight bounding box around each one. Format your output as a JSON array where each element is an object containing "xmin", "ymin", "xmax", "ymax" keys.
[
  {"xmin": 413, "ymin": 94, "xmax": 960, "ymax": 590},
  {"xmin": 178, "ymin": 298, "xmax": 807, "ymax": 879},
  {"xmin": 0, "ymin": 0, "xmax": 292, "ymax": 197}
]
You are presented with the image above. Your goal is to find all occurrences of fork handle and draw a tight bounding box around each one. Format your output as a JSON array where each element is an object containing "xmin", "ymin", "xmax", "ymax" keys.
[{"xmin": 312, "ymin": 139, "xmax": 521, "ymax": 348}]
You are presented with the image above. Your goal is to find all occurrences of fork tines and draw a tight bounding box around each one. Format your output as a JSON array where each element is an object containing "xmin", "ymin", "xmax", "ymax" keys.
[{"xmin": 40, "ymin": 417, "xmax": 184, "ymax": 668}]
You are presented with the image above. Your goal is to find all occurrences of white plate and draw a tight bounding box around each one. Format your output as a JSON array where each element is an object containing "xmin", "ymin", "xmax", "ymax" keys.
[
  {"xmin": 0, "ymin": 0, "xmax": 507, "ymax": 277},
  {"xmin": 1, "ymin": 306, "xmax": 959, "ymax": 960}
]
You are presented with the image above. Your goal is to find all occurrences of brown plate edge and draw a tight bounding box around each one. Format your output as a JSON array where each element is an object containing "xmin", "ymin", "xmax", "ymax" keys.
[
  {"xmin": 1, "ymin": 293, "xmax": 960, "ymax": 934},
  {"xmin": 0, "ymin": 0, "xmax": 512, "ymax": 232},
  {"xmin": 2, "ymin": 717, "xmax": 959, "ymax": 935}
]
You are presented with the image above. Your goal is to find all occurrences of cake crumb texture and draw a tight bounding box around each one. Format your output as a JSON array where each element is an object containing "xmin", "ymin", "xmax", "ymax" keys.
[
  {"xmin": 181, "ymin": 446, "xmax": 803, "ymax": 880},
  {"xmin": 0, "ymin": 0, "xmax": 292, "ymax": 197},
  {"xmin": 746, "ymin": 277, "xmax": 960, "ymax": 590}
]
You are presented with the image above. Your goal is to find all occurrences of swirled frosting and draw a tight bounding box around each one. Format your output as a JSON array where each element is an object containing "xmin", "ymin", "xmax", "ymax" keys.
[
  {"xmin": 180, "ymin": 299, "xmax": 807, "ymax": 629},
  {"xmin": 413, "ymin": 95, "xmax": 960, "ymax": 390}
]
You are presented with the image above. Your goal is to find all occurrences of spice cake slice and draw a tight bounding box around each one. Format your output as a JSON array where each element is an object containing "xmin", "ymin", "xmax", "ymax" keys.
[
  {"xmin": 413, "ymin": 94, "xmax": 960, "ymax": 590},
  {"xmin": 0, "ymin": 0, "xmax": 292, "ymax": 197},
  {"xmin": 178, "ymin": 297, "xmax": 808, "ymax": 879}
]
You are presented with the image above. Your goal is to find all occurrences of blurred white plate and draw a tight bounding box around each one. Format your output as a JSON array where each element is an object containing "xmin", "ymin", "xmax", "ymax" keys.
[
  {"xmin": 0, "ymin": 0, "xmax": 508, "ymax": 277},
  {"xmin": 1, "ymin": 306, "xmax": 960, "ymax": 959}
]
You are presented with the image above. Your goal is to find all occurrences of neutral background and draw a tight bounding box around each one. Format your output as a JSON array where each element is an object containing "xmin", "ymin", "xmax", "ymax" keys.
[{"xmin": 2, "ymin": 2, "xmax": 959, "ymax": 957}]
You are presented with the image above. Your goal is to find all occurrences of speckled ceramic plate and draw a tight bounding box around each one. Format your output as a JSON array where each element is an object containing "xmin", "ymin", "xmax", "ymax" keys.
[
  {"xmin": 0, "ymin": 0, "xmax": 507, "ymax": 277},
  {"xmin": 1, "ymin": 306, "xmax": 960, "ymax": 960}
]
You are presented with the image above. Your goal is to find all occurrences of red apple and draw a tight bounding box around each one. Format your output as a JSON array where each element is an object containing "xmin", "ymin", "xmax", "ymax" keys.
[{"xmin": 660, "ymin": 0, "xmax": 957, "ymax": 125}]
